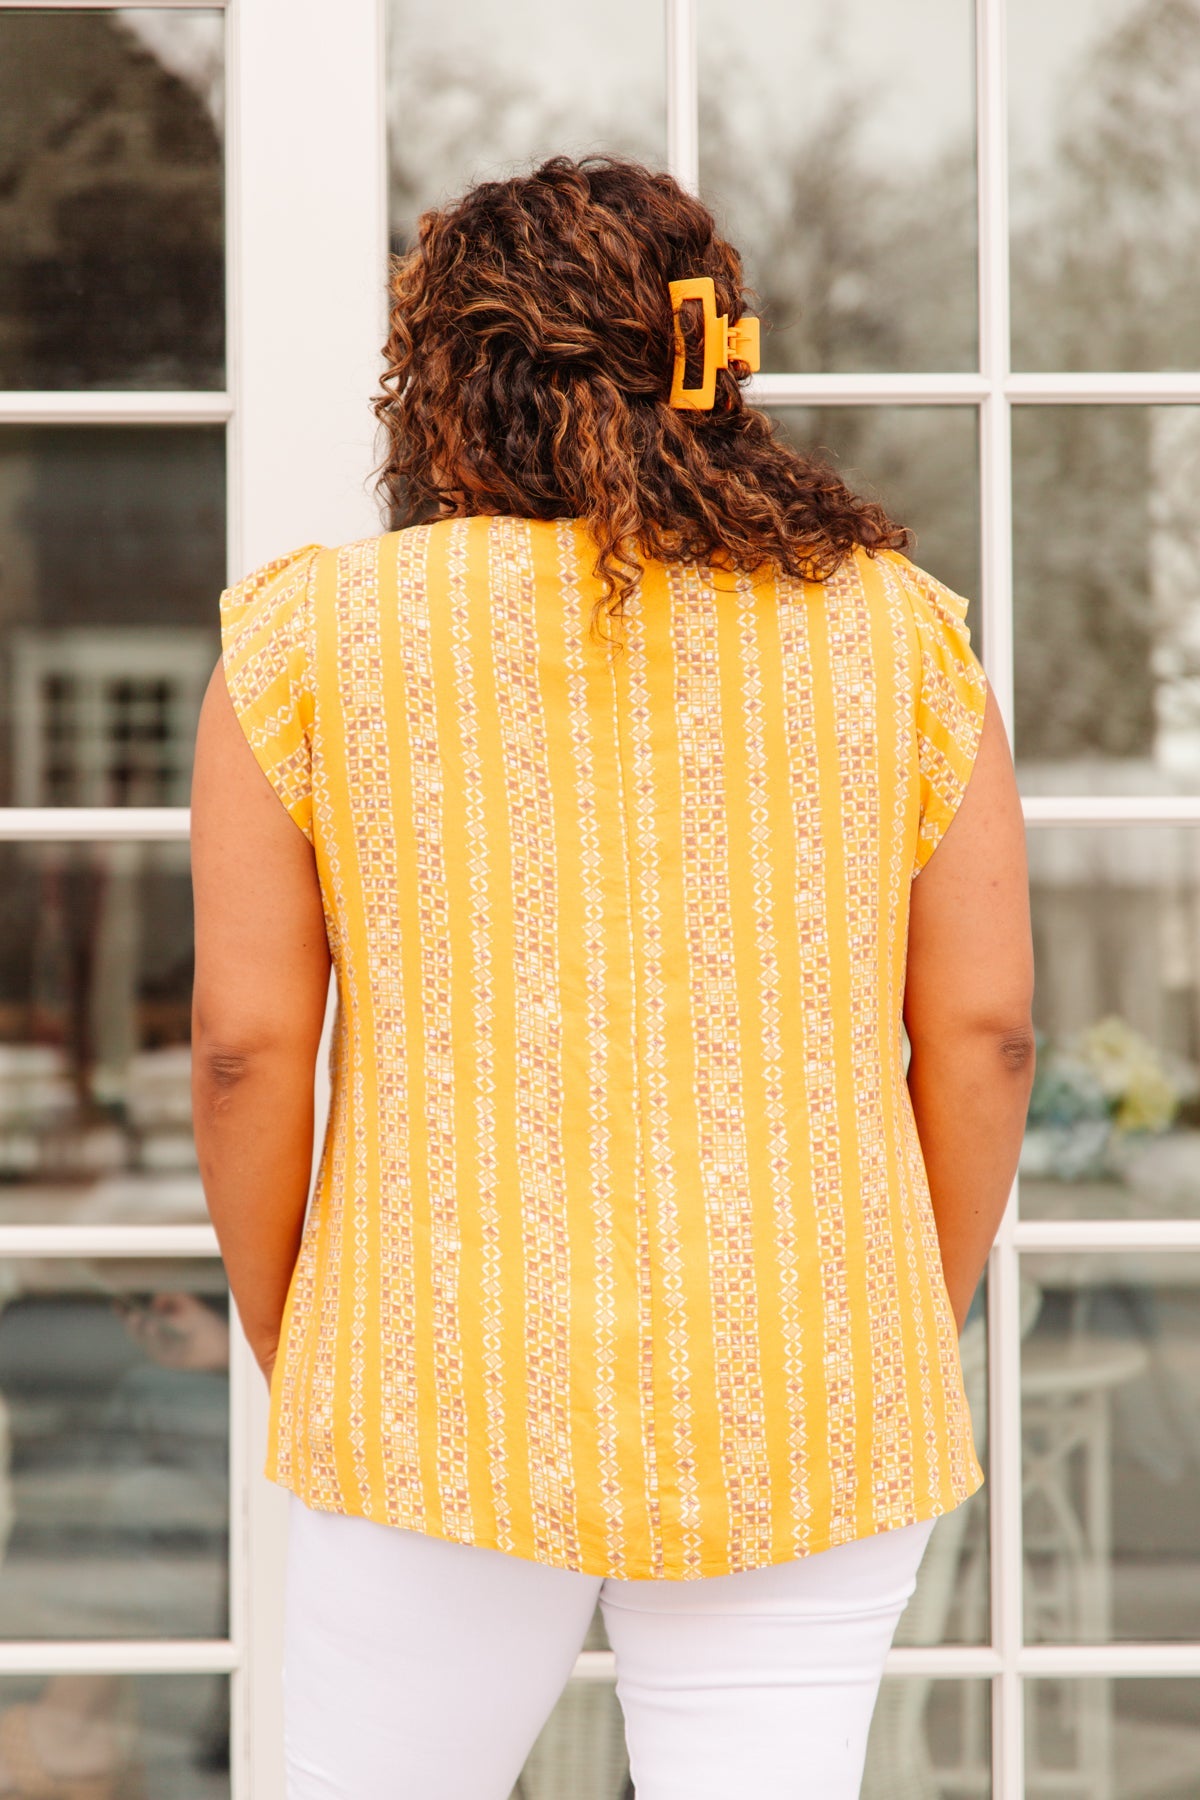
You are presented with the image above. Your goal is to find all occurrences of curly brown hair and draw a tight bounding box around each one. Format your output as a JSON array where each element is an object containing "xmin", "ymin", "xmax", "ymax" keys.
[{"xmin": 374, "ymin": 154, "xmax": 909, "ymax": 646}]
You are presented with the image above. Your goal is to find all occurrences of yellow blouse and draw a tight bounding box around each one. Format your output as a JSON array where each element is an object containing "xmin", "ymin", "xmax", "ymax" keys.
[{"xmin": 219, "ymin": 515, "xmax": 988, "ymax": 1580}]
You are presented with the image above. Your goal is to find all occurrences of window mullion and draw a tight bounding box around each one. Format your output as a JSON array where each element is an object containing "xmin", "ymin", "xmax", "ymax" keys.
[
  {"xmin": 0, "ymin": 807, "xmax": 190, "ymax": 840},
  {"xmin": 977, "ymin": 1, "xmax": 1013, "ymax": 718},
  {"xmin": 0, "ymin": 0, "xmax": 222, "ymax": 9},
  {"xmin": 0, "ymin": 394, "xmax": 231, "ymax": 425},
  {"xmin": 0, "ymin": 1642, "xmax": 238, "ymax": 1674},
  {"xmin": 1008, "ymin": 372, "xmax": 1200, "ymax": 402},
  {"xmin": 749, "ymin": 373, "xmax": 989, "ymax": 406},
  {"xmin": 0, "ymin": 1226, "xmax": 216, "ymax": 1257},
  {"xmin": 227, "ymin": 1, "xmax": 386, "ymax": 1792},
  {"xmin": 665, "ymin": 0, "xmax": 699, "ymax": 194},
  {"xmin": 1022, "ymin": 797, "xmax": 1200, "ymax": 824},
  {"xmin": 974, "ymin": 0, "xmax": 1023, "ymax": 1795}
]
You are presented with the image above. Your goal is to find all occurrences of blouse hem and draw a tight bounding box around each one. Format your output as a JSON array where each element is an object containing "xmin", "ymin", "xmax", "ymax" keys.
[{"xmin": 265, "ymin": 1459, "xmax": 985, "ymax": 1582}]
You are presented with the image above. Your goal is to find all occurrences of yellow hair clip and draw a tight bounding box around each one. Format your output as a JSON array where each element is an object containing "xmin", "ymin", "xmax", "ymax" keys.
[{"xmin": 668, "ymin": 276, "xmax": 761, "ymax": 410}]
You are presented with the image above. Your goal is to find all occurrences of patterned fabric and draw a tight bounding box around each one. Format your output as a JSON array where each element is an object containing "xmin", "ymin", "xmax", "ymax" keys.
[{"xmin": 219, "ymin": 517, "xmax": 989, "ymax": 1579}]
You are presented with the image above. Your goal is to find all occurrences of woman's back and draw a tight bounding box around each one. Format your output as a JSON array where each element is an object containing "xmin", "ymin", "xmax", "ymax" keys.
[{"xmin": 220, "ymin": 513, "xmax": 988, "ymax": 1580}]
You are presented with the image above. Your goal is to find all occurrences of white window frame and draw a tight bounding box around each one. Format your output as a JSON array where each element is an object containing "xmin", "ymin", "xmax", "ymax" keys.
[
  {"xmin": 0, "ymin": 0, "xmax": 385, "ymax": 1793},
  {"xmin": 1, "ymin": 1, "xmax": 1199, "ymax": 1794}
]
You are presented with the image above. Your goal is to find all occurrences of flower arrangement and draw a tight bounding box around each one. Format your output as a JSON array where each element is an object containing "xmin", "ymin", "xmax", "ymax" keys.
[{"xmin": 1022, "ymin": 1015, "xmax": 1199, "ymax": 1181}]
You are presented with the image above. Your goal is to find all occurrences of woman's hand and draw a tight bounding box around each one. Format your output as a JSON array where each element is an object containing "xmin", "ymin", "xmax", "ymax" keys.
[{"xmin": 117, "ymin": 1291, "xmax": 231, "ymax": 1371}]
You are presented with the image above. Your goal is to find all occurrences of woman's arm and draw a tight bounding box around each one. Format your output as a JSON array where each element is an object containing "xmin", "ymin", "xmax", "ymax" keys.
[
  {"xmin": 190, "ymin": 660, "xmax": 331, "ymax": 1380},
  {"xmin": 904, "ymin": 685, "xmax": 1036, "ymax": 1332}
]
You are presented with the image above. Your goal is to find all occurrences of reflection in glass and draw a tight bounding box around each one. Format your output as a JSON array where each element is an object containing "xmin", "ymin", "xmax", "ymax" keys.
[
  {"xmin": 1014, "ymin": 407, "xmax": 1200, "ymax": 791},
  {"xmin": 0, "ymin": 427, "xmax": 224, "ymax": 807},
  {"xmin": 0, "ymin": 842, "xmax": 203, "ymax": 1224},
  {"xmin": 767, "ymin": 407, "xmax": 980, "ymax": 609},
  {"xmin": 1021, "ymin": 827, "xmax": 1200, "ymax": 1219},
  {"xmin": 1026, "ymin": 1679, "xmax": 1200, "ymax": 1800},
  {"xmin": 1010, "ymin": 0, "xmax": 1200, "ymax": 373},
  {"xmin": 1022, "ymin": 1253, "xmax": 1200, "ymax": 1644},
  {"xmin": 0, "ymin": 11, "xmax": 224, "ymax": 390},
  {"xmin": 515, "ymin": 1676, "xmax": 999, "ymax": 1798},
  {"xmin": 0, "ymin": 1258, "xmax": 228, "ymax": 1639},
  {"xmin": 863, "ymin": 1680, "xmax": 991, "ymax": 1799},
  {"xmin": 699, "ymin": 0, "xmax": 976, "ymax": 373},
  {"xmin": 509, "ymin": 1603, "xmax": 627, "ymax": 1800},
  {"xmin": 0, "ymin": 1673, "xmax": 227, "ymax": 1797},
  {"xmin": 387, "ymin": 0, "xmax": 665, "ymax": 253},
  {"xmin": 895, "ymin": 1286, "xmax": 989, "ymax": 1647}
]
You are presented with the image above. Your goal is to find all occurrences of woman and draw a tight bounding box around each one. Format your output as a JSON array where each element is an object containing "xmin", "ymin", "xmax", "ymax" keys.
[{"xmin": 191, "ymin": 156, "xmax": 1034, "ymax": 1799}]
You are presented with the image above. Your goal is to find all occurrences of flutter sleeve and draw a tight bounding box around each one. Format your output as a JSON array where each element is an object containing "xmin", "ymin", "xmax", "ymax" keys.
[
  {"xmin": 903, "ymin": 558, "xmax": 990, "ymax": 875},
  {"xmin": 218, "ymin": 543, "xmax": 323, "ymax": 843}
]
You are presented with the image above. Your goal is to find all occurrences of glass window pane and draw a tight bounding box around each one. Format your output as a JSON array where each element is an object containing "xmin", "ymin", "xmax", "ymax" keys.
[
  {"xmin": 0, "ymin": 841, "xmax": 203, "ymax": 1224},
  {"xmin": 1014, "ymin": 406, "xmax": 1200, "ymax": 795},
  {"xmin": 1027, "ymin": 1679, "xmax": 1200, "ymax": 1799},
  {"xmin": 699, "ymin": 0, "xmax": 977, "ymax": 373},
  {"xmin": 895, "ymin": 1281, "xmax": 989, "ymax": 1647},
  {"xmin": 0, "ymin": 1673, "xmax": 227, "ymax": 1797},
  {"xmin": 0, "ymin": 426, "xmax": 224, "ymax": 807},
  {"xmin": 1022, "ymin": 1253, "xmax": 1200, "ymax": 1643},
  {"xmin": 767, "ymin": 407, "xmax": 980, "ymax": 609},
  {"xmin": 864, "ymin": 1679, "xmax": 991, "ymax": 1799},
  {"xmin": 386, "ymin": 0, "xmax": 665, "ymax": 253},
  {"xmin": 1010, "ymin": 0, "xmax": 1200, "ymax": 373},
  {"xmin": 0, "ymin": 11, "xmax": 224, "ymax": 391},
  {"xmin": 1021, "ymin": 826, "xmax": 1200, "ymax": 1220},
  {"xmin": 509, "ymin": 1614, "xmax": 627, "ymax": 1799},
  {"xmin": 0, "ymin": 1258, "xmax": 228, "ymax": 1639},
  {"xmin": 512, "ymin": 1646, "xmax": 998, "ymax": 1794}
]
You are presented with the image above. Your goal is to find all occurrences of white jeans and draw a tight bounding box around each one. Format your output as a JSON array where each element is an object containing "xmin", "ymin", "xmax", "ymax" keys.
[{"xmin": 284, "ymin": 1493, "xmax": 935, "ymax": 1800}]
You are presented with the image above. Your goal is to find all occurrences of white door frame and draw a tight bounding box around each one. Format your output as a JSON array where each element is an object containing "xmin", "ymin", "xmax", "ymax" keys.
[{"xmin": 0, "ymin": 0, "xmax": 385, "ymax": 1792}]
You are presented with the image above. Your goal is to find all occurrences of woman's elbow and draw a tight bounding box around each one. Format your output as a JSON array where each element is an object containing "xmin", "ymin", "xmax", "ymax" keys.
[
  {"xmin": 996, "ymin": 1023, "xmax": 1037, "ymax": 1076},
  {"xmin": 191, "ymin": 1004, "xmax": 313, "ymax": 1094},
  {"xmin": 194, "ymin": 1042, "xmax": 257, "ymax": 1095},
  {"xmin": 907, "ymin": 1012, "xmax": 1037, "ymax": 1088},
  {"xmin": 191, "ymin": 1035, "xmax": 266, "ymax": 1120}
]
